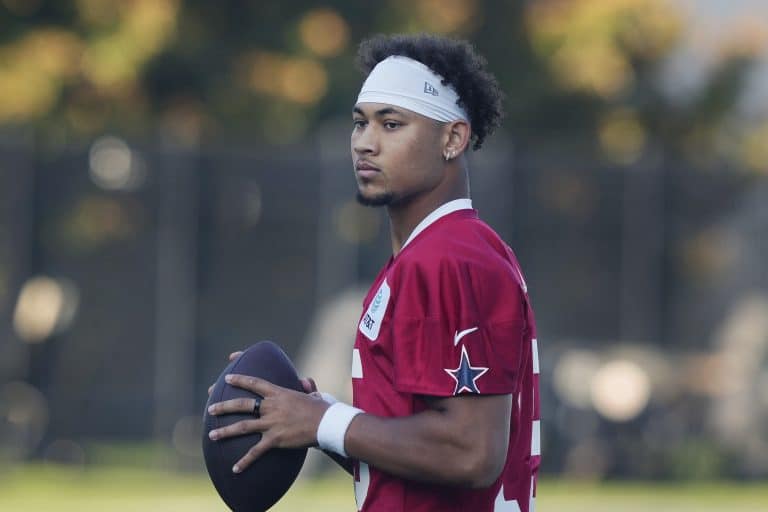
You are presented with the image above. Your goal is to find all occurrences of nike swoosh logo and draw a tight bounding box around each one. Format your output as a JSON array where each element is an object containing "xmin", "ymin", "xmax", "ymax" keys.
[{"xmin": 454, "ymin": 327, "xmax": 479, "ymax": 346}]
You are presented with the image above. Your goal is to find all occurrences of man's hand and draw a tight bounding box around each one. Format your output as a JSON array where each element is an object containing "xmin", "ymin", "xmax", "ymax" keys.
[{"xmin": 207, "ymin": 374, "xmax": 330, "ymax": 473}]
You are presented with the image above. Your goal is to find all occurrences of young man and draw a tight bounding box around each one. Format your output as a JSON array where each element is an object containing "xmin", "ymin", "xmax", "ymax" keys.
[{"xmin": 207, "ymin": 34, "xmax": 540, "ymax": 512}]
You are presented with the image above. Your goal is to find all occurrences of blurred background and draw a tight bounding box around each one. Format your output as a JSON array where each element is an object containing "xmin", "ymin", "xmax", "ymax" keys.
[{"xmin": 1, "ymin": 0, "xmax": 767, "ymax": 510}]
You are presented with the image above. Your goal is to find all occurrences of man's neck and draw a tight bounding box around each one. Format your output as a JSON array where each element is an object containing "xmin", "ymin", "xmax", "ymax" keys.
[
  {"xmin": 387, "ymin": 157, "xmax": 469, "ymax": 256},
  {"xmin": 387, "ymin": 173, "xmax": 470, "ymax": 255}
]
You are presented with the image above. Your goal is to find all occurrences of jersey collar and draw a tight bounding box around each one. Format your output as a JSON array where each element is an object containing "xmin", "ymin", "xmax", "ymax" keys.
[{"xmin": 400, "ymin": 198, "xmax": 474, "ymax": 251}]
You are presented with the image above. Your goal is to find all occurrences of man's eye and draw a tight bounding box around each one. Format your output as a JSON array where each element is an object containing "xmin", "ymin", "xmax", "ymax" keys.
[
  {"xmin": 353, "ymin": 119, "xmax": 366, "ymax": 129},
  {"xmin": 384, "ymin": 121, "xmax": 400, "ymax": 129}
]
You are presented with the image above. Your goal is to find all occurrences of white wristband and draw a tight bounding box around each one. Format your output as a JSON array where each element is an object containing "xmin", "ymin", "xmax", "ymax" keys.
[{"xmin": 316, "ymin": 402, "xmax": 363, "ymax": 457}]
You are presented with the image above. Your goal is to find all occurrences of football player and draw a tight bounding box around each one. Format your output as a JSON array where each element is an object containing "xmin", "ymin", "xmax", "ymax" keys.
[{"xmin": 208, "ymin": 33, "xmax": 541, "ymax": 512}]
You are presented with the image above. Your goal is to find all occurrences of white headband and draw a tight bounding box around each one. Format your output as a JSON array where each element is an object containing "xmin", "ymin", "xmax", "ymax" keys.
[{"xmin": 356, "ymin": 55, "xmax": 469, "ymax": 123}]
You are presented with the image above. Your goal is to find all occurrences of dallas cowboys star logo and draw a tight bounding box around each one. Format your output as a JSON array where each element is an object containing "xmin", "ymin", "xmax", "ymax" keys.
[{"xmin": 445, "ymin": 345, "xmax": 489, "ymax": 395}]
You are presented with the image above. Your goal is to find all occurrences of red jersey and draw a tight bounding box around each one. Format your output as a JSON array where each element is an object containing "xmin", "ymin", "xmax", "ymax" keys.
[{"xmin": 351, "ymin": 200, "xmax": 541, "ymax": 512}]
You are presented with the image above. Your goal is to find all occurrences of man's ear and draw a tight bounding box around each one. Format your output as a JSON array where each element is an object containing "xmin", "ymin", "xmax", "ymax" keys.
[{"xmin": 442, "ymin": 120, "xmax": 471, "ymax": 160}]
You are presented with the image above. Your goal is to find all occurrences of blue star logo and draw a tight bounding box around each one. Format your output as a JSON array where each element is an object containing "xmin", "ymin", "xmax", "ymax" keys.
[{"xmin": 445, "ymin": 345, "xmax": 489, "ymax": 395}]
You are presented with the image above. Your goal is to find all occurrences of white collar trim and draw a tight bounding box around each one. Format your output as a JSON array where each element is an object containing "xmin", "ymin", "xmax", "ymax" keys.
[{"xmin": 400, "ymin": 198, "xmax": 473, "ymax": 251}]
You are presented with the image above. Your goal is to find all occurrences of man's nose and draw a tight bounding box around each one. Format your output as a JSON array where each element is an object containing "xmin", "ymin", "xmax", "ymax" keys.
[{"xmin": 352, "ymin": 125, "xmax": 378, "ymax": 155}]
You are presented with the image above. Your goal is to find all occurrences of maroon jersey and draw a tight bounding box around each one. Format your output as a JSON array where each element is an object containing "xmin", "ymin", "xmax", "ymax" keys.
[{"xmin": 351, "ymin": 200, "xmax": 541, "ymax": 512}]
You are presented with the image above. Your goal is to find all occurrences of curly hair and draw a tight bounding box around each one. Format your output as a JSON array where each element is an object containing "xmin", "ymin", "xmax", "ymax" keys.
[{"xmin": 356, "ymin": 33, "xmax": 504, "ymax": 151}]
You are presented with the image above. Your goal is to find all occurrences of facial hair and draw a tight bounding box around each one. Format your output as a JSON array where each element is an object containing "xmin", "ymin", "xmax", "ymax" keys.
[{"xmin": 356, "ymin": 190, "xmax": 395, "ymax": 207}]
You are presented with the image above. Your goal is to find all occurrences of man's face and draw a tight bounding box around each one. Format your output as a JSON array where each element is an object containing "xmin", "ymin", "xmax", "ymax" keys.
[{"xmin": 351, "ymin": 102, "xmax": 445, "ymax": 207}]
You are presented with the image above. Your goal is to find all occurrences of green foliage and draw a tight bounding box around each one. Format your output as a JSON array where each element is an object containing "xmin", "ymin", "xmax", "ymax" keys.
[{"xmin": 0, "ymin": 0, "xmax": 762, "ymax": 169}]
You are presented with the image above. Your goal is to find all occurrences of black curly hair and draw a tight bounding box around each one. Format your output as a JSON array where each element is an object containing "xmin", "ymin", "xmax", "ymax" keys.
[{"xmin": 356, "ymin": 33, "xmax": 504, "ymax": 151}]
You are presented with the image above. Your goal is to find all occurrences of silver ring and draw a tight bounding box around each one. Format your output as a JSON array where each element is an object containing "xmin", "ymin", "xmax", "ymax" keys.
[{"xmin": 252, "ymin": 396, "xmax": 262, "ymax": 417}]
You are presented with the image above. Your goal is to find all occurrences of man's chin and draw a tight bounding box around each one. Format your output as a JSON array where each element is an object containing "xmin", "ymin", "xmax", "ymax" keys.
[{"xmin": 356, "ymin": 190, "xmax": 394, "ymax": 207}]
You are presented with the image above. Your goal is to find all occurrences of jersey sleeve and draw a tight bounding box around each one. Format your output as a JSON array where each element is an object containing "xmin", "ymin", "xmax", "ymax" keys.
[{"xmin": 390, "ymin": 256, "xmax": 528, "ymax": 397}]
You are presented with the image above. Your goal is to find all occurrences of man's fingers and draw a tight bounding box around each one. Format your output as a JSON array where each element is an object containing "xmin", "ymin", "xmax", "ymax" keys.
[
  {"xmin": 208, "ymin": 418, "xmax": 266, "ymax": 441},
  {"xmin": 207, "ymin": 397, "xmax": 260, "ymax": 416},
  {"xmin": 208, "ymin": 384, "xmax": 214, "ymax": 396},
  {"xmin": 225, "ymin": 374, "xmax": 278, "ymax": 396},
  {"xmin": 233, "ymin": 436, "xmax": 274, "ymax": 473}
]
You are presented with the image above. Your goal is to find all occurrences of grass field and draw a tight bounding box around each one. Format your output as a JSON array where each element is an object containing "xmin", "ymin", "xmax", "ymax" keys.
[{"xmin": 1, "ymin": 464, "xmax": 766, "ymax": 511}]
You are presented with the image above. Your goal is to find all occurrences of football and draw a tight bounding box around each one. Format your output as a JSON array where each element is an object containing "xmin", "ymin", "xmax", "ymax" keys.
[{"xmin": 203, "ymin": 340, "xmax": 308, "ymax": 512}]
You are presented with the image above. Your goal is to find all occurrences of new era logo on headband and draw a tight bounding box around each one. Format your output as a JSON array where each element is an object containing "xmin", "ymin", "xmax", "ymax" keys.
[{"xmin": 423, "ymin": 81, "xmax": 439, "ymax": 96}]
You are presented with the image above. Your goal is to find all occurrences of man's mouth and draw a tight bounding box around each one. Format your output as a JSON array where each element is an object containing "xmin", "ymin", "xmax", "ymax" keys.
[
  {"xmin": 355, "ymin": 160, "xmax": 381, "ymax": 172},
  {"xmin": 355, "ymin": 161, "xmax": 381, "ymax": 179}
]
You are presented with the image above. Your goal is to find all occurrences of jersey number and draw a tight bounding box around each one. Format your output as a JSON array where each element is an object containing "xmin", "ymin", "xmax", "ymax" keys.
[{"xmin": 354, "ymin": 461, "xmax": 370, "ymax": 510}]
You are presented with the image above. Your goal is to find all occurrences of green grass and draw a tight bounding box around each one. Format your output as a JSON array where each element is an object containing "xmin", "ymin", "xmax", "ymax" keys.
[
  {"xmin": 1, "ymin": 464, "xmax": 766, "ymax": 511},
  {"xmin": 0, "ymin": 465, "xmax": 351, "ymax": 512}
]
